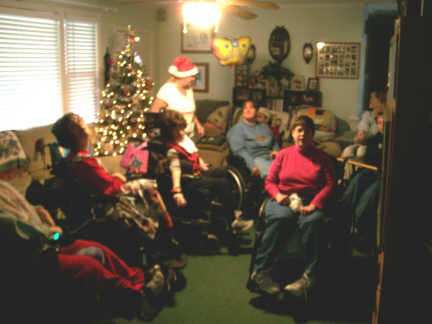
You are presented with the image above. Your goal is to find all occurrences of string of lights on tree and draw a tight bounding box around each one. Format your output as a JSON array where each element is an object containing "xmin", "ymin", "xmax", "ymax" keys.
[{"xmin": 94, "ymin": 25, "xmax": 154, "ymax": 157}]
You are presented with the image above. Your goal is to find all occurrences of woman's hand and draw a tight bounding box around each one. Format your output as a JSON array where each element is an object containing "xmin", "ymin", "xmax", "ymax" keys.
[
  {"xmin": 251, "ymin": 167, "xmax": 260, "ymax": 176},
  {"xmin": 195, "ymin": 120, "xmax": 205, "ymax": 138},
  {"xmin": 49, "ymin": 225, "xmax": 63, "ymax": 237},
  {"xmin": 36, "ymin": 206, "xmax": 56, "ymax": 227},
  {"xmin": 354, "ymin": 130, "xmax": 366, "ymax": 144},
  {"xmin": 275, "ymin": 192, "xmax": 290, "ymax": 205},
  {"xmin": 269, "ymin": 151, "xmax": 279, "ymax": 159},
  {"xmin": 122, "ymin": 181, "xmax": 140, "ymax": 195},
  {"xmin": 199, "ymin": 158, "xmax": 209, "ymax": 171},
  {"xmin": 173, "ymin": 192, "xmax": 187, "ymax": 207},
  {"xmin": 112, "ymin": 172, "xmax": 127, "ymax": 183},
  {"xmin": 36, "ymin": 206, "xmax": 63, "ymax": 237},
  {"xmin": 300, "ymin": 203, "xmax": 316, "ymax": 216}
]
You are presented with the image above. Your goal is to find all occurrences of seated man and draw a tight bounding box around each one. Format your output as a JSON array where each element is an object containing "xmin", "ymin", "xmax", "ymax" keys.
[
  {"xmin": 342, "ymin": 113, "xmax": 384, "ymax": 253},
  {"xmin": 341, "ymin": 89, "xmax": 386, "ymax": 160},
  {"xmin": 0, "ymin": 180, "xmax": 166, "ymax": 322},
  {"xmin": 227, "ymin": 100, "xmax": 280, "ymax": 179}
]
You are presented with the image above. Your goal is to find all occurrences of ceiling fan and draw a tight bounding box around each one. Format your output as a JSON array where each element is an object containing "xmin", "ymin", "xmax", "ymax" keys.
[{"xmin": 122, "ymin": 0, "xmax": 280, "ymax": 20}]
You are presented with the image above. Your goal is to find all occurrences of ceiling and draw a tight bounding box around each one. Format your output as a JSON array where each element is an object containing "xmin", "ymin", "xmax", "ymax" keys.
[
  {"xmin": 144, "ymin": 0, "xmax": 396, "ymax": 4},
  {"xmin": 115, "ymin": 0, "xmax": 396, "ymax": 5}
]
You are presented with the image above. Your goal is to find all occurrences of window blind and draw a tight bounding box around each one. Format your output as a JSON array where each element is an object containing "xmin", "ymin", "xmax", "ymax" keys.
[
  {"xmin": 64, "ymin": 19, "xmax": 98, "ymax": 123},
  {"xmin": 0, "ymin": 12, "xmax": 62, "ymax": 130},
  {"xmin": 0, "ymin": 9, "xmax": 99, "ymax": 131}
]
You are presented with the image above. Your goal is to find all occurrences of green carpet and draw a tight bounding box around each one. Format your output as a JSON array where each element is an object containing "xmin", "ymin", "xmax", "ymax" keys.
[{"xmin": 110, "ymin": 229, "xmax": 374, "ymax": 324}]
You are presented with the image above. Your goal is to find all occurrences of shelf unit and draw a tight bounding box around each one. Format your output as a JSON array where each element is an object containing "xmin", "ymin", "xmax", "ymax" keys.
[{"xmin": 233, "ymin": 87, "xmax": 322, "ymax": 111}]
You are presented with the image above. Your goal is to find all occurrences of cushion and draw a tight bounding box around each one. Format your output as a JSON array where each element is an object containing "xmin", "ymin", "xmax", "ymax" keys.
[
  {"xmin": 196, "ymin": 135, "xmax": 227, "ymax": 152},
  {"xmin": 0, "ymin": 131, "xmax": 29, "ymax": 180},
  {"xmin": 295, "ymin": 106, "xmax": 337, "ymax": 133},
  {"xmin": 204, "ymin": 105, "xmax": 231, "ymax": 136},
  {"xmin": 293, "ymin": 106, "xmax": 338, "ymax": 143},
  {"xmin": 270, "ymin": 110, "xmax": 292, "ymax": 142},
  {"xmin": 316, "ymin": 141, "xmax": 341, "ymax": 158},
  {"xmin": 231, "ymin": 107, "xmax": 243, "ymax": 126},
  {"xmin": 195, "ymin": 100, "xmax": 230, "ymax": 124},
  {"xmin": 14, "ymin": 124, "xmax": 57, "ymax": 181}
]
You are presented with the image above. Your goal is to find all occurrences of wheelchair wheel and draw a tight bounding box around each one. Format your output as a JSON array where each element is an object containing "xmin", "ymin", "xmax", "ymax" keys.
[
  {"xmin": 256, "ymin": 196, "xmax": 269, "ymax": 234},
  {"xmin": 226, "ymin": 166, "xmax": 246, "ymax": 211}
]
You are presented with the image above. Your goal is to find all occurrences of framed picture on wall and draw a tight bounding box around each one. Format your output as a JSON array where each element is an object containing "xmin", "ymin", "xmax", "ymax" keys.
[
  {"xmin": 193, "ymin": 63, "xmax": 209, "ymax": 92},
  {"xmin": 181, "ymin": 25, "xmax": 214, "ymax": 53},
  {"xmin": 316, "ymin": 42, "xmax": 360, "ymax": 79},
  {"xmin": 307, "ymin": 77, "xmax": 319, "ymax": 91}
]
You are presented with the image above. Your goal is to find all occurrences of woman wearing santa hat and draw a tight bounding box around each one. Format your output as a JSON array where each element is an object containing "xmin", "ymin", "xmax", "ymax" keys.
[{"xmin": 151, "ymin": 56, "xmax": 205, "ymax": 139}]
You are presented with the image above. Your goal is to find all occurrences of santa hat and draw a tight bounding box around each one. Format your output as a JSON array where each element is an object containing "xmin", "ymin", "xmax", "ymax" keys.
[{"xmin": 168, "ymin": 56, "xmax": 198, "ymax": 78}]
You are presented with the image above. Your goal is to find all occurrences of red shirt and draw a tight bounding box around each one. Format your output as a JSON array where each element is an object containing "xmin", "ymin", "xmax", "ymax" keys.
[
  {"xmin": 66, "ymin": 149, "xmax": 124, "ymax": 196},
  {"xmin": 265, "ymin": 145, "xmax": 336, "ymax": 209}
]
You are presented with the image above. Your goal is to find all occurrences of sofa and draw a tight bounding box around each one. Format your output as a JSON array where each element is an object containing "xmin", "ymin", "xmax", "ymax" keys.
[
  {"xmin": 0, "ymin": 101, "xmax": 354, "ymax": 198},
  {"xmin": 194, "ymin": 100, "xmax": 356, "ymax": 167},
  {"xmin": 194, "ymin": 99, "xmax": 233, "ymax": 167},
  {"xmin": 0, "ymin": 123, "xmax": 125, "ymax": 196},
  {"xmin": 0, "ymin": 100, "xmax": 235, "ymax": 196}
]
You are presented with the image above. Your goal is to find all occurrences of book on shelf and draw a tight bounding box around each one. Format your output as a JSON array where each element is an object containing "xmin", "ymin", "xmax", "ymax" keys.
[{"xmin": 267, "ymin": 98, "xmax": 284, "ymax": 112}]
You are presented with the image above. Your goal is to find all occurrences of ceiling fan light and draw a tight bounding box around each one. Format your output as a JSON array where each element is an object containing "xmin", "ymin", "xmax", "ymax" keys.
[
  {"xmin": 183, "ymin": 2, "xmax": 221, "ymax": 32},
  {"xmin": 316, "ymin": 42, "xmax": 325, "ymax": 50}
]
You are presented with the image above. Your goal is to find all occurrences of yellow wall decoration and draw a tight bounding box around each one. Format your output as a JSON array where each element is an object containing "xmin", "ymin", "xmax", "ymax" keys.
[{"xmin": 212, "ymin": 36, "xmax": 251, "ymax": 67}]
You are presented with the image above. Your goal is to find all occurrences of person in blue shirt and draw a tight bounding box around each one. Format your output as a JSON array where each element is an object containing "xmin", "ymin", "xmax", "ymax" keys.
[{"xmin": 227, "ymin": 100, "xmax": 280, "ymax": 179}]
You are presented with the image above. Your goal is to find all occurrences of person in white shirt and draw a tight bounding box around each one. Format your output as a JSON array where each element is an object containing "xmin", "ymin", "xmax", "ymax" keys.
[
  {"xmin": 151, "ymin": 56, "xmax": 205, "ymax": 139},
  {"xmin": 341, "ymin": 89, "xmax": 386, "ymax": 160}
]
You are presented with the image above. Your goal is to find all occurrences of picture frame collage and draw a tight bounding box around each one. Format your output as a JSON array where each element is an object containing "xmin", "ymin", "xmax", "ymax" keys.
[
  {"xmin": 181, "ymin": 24, "xmax": 214, "ymax": 92},
  {"xmin": 316, "ymin": 42, "xmax": 360, "ymax": 79}
]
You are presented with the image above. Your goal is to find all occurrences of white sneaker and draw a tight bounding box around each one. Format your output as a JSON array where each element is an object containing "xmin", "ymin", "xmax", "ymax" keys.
[
  {"xmin": 284, "ymin": 272, "xmax": 315, "ymax": 301},
  {"xmin": 146, "ymin": 264, "xmax": 165, "ymax": 297}
]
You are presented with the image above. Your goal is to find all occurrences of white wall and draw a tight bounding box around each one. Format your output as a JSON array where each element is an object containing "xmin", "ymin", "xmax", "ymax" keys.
[{"xmin": 154, "ymin": 3, "xmax": 365, "ymax": 120}]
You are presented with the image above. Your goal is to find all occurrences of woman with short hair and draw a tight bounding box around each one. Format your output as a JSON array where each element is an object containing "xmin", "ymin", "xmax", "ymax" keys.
[{"xmin": 252, "ymin": 115, "xmax": 336, "ymax": 297}]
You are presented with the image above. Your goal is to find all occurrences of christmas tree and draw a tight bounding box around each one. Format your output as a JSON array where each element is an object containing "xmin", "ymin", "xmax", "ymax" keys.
[{"xmin": 94, "ymin": 25, "xmax": 154, "ymax": 157}]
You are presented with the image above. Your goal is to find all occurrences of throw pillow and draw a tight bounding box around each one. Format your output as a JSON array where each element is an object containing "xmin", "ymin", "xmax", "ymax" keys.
[
  {"xmin": 296, "ymin": 106, "xmax": 337, "ymax": 133},
  {"xmin": 0, "ymin": 131, "xmax": 29, "ymax": 179},
  {"xmin": 205, "ymin": 105, "xmax": 231, "ymax": 135},
  {"xmin": 15, "ymin": 124, "xmax": 56, "ymax": 181},
  {"xmin": 270, "ymin": 110, "xmax": 292, "ymax": 142}
]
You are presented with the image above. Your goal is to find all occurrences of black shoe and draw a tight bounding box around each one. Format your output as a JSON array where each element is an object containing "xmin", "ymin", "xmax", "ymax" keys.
[{"xmin": 138, "ymin": 295, "xmax": 159, "ymax": 322}]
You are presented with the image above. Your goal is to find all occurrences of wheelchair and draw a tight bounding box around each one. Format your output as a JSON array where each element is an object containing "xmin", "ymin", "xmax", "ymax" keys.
[
  {"xmin": 246, "ymin": 157, "xmax": 352, "ymax": 296},
  {"xmin": 222, "ymin": 150, "xmax": 269, "ymax": 220},
  {"xmin": 26, "ymin": 144, "xmax": 176, "ymax": 268},
  {"xmin": 137, "ymin": 113, "xmax": 247, "ymax": 253},
  {"xmin": 145, "ymin": 140, "xmax": 246, "ymax": 253}
]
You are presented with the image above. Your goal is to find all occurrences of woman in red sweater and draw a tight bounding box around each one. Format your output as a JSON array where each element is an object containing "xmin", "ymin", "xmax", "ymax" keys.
[{"xmin": 252, "ymin": 115, "xmax": 336, "ymax": 298}]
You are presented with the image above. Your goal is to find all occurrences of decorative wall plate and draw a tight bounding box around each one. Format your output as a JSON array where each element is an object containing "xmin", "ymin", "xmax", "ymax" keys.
[
  {"xmin": 268, "ymin": 26, "xmax": 290, "ymax": 63},
  {"xmin": 245, "ymin": 44, "xmax": 256, "ymax": 65}
]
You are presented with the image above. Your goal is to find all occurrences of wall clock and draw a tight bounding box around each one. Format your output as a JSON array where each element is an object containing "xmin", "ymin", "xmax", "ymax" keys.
[
  {"xmin": 303, "ymin": 43, "xmax": 313, "ymax": 64},
  {"xmin": 268, "ymin": 26, "xmax": 290, "ymax": 64}
]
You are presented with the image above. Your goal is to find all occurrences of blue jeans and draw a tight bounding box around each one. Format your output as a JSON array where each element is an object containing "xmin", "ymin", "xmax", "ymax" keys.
[
  {"xmin": 344, "ymin": 169, "xmax": 379, "ymax": 245},
  {"xmin": 254, "ymin": 156, "xmax": 274, "ymax": 179},
  {"xmin": 254, "ymin": 198, "xmax": 330, "ymax": 275}
]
